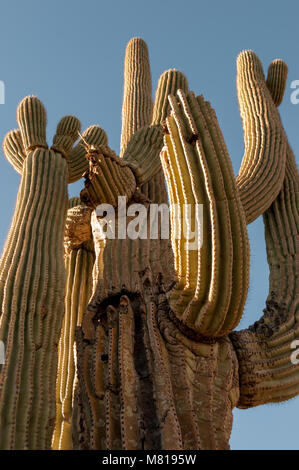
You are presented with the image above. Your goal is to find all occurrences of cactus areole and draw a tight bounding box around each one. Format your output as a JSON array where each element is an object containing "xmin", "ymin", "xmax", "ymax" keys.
[{"xmin": 0, "ymin": 38, "xmax": 298, "ymax": 450}]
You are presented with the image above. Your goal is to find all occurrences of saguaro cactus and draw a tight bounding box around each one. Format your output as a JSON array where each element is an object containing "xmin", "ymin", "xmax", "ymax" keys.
[
  {"xmin": 67, "ymin": 39, "xmax": 298, "ymax": 450},
  {"xmin": 0, "ymin": 98, "xmax": 105, "ymax": 449},
  {"xmin": 0, "ymin": 38, "xmax": 298, "ymax": 450},
  {"xmin": 0, "ymin": 97, "xmax": 70, "ymax": 449}
]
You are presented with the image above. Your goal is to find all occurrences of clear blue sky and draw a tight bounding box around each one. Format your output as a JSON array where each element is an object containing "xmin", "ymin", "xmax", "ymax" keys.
[{"xmin": 0, "ymin": 0, "xmax": 298, "ymax": 450}]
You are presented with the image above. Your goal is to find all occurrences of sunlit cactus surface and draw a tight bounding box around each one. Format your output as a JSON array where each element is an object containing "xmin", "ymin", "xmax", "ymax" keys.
[{"xmin": 0, "ymin": 38, "xmax": 298, "ymax": 450}]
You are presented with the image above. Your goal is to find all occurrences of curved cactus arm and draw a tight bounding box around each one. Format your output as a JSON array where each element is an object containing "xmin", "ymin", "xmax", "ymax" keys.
[
  {"xmin": 67, "ymin": 126, "xmax": 108, "ymax": 184},
  {"xmin": 230, "ymin": 149, "xmax": 299, "ymax": 408},
  {"xmin": 3, "ymin": 129, "xmax": 26, "ymax": 174},
  {"xmin": 120, "ymin": 37, "xmax": 153, "ymax": 158},
  {"xmin": 122, "ymin": 125, "xmax": 163, "ymax": 186},
  {"xmin": 17, "ymin": 95, "xmax": 48, "ymax": 151},
  {"xmin": 3, "ymin": 120, "xmax": 108, "ymax": 185},
  {"xmin": 0, "ymin": 96, "xmax": 70, "ymax": 449},
  {"xmin": 236, "ymin": 51, "xmax": 288, "ymax": 224},
  {"xmin": 266, "ymin": 58, "xmax": 288, "ymax": 107},
  {"xmin": 52, "ymin": 115, "xmax": 81, "ymax": 157},
  {"xmin": 80, "ymin": 145, "xmax": 136, "ymax": 210},
  {"xmin": 53, "ymin": 199, "xmax": 95, "ymax": 450},
  {"xmin": 161, "ymin": 89, "xmax": 249, "ymax": 338}
]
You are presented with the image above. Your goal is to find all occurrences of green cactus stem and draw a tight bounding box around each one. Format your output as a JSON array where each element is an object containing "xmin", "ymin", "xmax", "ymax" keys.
[
  {"xmin": 80, "ymin": 145, "xmax": 136, "ymax": 210},
  {"xmin": 266, "ymin": 58, "xmax": 288, "ymax": 107},
  {"xmin": 0, "ymin": 96, "xmax": 69, "ymax": 449},
  {"xmin": 2, "ymin": 129, "xmax": 26, "ymax": 174},
  {"xmin": 120, "ymin": 38, "xmax": 189, "ymax": 204},
  {"xmin": 53, "ymin": 199, "xmax": 95, "ymax": 450},
  {"xmin": 123, "ymin": 125, "xmax": 163, "ymax": 186},
  {"xmin": 3, "ymin": 116, "xmax": 108, "ymax": 186},
  {"xmin": 152, "ymin": 69, "xmax": 189, "ymax": 125},
  {"xmin": 230, "ymin": 74, "xmax": 299, "ymax": 407},
  {"xmin": 161, "ymin": 90, "xmax": 249, "ymax": 337},
  {"xmin": 236, "ymin": 51, "xmax": 287, "ymax": 224},
  {"xmin": 0, "ymin": 96, "xmax": 104, "ymax": 449},
  {"xmin": 120, "ymin": 38, "xmax": 153, "ymax": 158}
]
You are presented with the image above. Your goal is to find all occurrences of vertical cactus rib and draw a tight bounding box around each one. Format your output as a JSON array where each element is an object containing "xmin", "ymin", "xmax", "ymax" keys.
[
  {"xmin": 120, "ymin": 43, "xmax": 188, "ymax": 204},
  {"xmin": 194, "ymin": 95, "xmax": 250, "ymax": 334},
  {"xmin": 236, "ymin": 51, "xmax": 287, "ymax": 224},
  {"xmin": 161, "ymin": 89, "xmax": 249, "ymax": 337},
  {"xmin": 0, "ymin": 148, "xmax": 68, "ymax": 449},
  {"xmin": 230, "ymin": 147, "xmax": 299, "ymax": 407},
  {"xmin": 146, "ymin": 299, "xmax": 183, "ymax": 450},
  {"xmin": 118, "ymin": 296, "xmax": 140, "ymax": 449},
  {"xmin": 105, "ymin": 305, "xmax": 121, "ymax": 450},
  {"xmin": 120, "ymin": 37, "xmax": 153, "ymax": 157},
  {"xmin": 144, "ymin": 69, "xmax": 189, "ymax": 204},
  {"xmin": 53, "ymin": 198, "xmax": 95, "ymax": 449}
]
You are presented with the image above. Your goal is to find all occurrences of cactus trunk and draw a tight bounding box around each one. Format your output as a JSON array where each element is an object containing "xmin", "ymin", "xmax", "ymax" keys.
[{"xmin": 0, "ymin": 149, "xmax": 68, "ymax": 449}]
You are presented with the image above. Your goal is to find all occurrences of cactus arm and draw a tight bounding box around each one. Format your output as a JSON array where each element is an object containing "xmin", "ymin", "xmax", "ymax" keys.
[
  {"xmin": 2, "ymin": 129, "xmax": 26, "ymax": 174},
  {"xmin": 266, "ymin": 59, "xmax": 288, "ymax": 107},
  {"xmin": 80, "ymin": 145, "xmax": 136, "ymax": 210},
  {"xmin": 236, "ymin": 51, "xmax": 288, "ymax": 224},
  {"xmin": 53, "ymin": 200, "xmax": 95, "ymax": 450},
  {"xmin": 230, "ymin": 148, "xmax": 299, "ymax": 408},
  {"xmin": 120, "ymin": 37, "xmax": 153, "ymax": 158},
  {"xmin": 3, "ymin": 120, "xmax": 108, "ymax": 185},
  {"xmin": 142, "ymin": 69, "xmax": 189, "ymax": 204},
  {"xmin": 152, "ymin": 69, "xmax": 189, "ymax": 125},
  {"xmin": 52, "ymin": 116, "xmax": 81, "ymax": 157},
  {"xmin": 0, "ymin": 97, "xmax": 69, "ymax": 449},
  {"xmin": 0, "ymin": 149, "xmax": 67, "ymax": 450},
  {"xmin": 67, "ymin": 126, "xmax": 108, "ymax": 184},
  {"xmin": 122, "ymin": 125, "xmax": 163, "ymax": 186},
  {"xmin": 0, "ymin": 96, "xmax": 101, "ymax": 449},
  {"xmin": 120, "ymin": 36, "xmax": 188, "ymax": 204},
  {"xmin": 161, "ymin": 89, "xmax": 249, "ymax": 338},
  {"xmin": 122, "ymin": 70, "xmax": 189, "ymax": 193}
]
